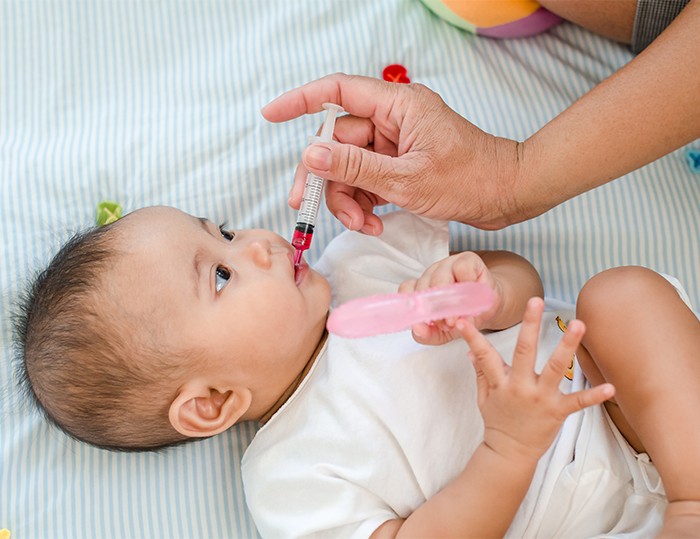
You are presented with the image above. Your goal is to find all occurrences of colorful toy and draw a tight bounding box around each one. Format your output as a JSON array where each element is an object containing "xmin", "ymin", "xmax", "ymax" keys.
[
  {"xmin": 0, "ymin": 529, "xmax": 11, "ymax": 539},
  {"xmin": 685, "ymin": 149, "xmax": 700, "ymax": 175},
  {"xmin": 420, "ymin": 0, "xmax": 561, "ymax": 38},
  {"xmin": 96, "ymin": 200, "xmax": 123, "ymax": 226}
]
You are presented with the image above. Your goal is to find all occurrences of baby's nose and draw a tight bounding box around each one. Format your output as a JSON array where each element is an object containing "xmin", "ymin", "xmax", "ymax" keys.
[{"xmin": 246, "ymin": 239, "xmax": 272, "ymax": 269}]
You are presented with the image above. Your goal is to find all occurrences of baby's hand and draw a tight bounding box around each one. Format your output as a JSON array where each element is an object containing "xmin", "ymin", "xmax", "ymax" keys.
[
  {"xmin": 399, "ymin": 252, "xmax": 502, "ymax": 345},
  {"xmin": 459, "ymin": 297, "xmax": 615, "ymax": 463}
]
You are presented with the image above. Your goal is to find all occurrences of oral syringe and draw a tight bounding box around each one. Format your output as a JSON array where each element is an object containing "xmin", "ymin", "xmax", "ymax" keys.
[{"xmin": 292, "ymin": 103, "xmax": 345, "ymax": 268}]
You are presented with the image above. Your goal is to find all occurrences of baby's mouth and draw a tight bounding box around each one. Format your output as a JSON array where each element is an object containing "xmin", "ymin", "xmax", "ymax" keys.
[{"xmin": 294, "ymin": 260, "xmax": 308, "ymax": 287}]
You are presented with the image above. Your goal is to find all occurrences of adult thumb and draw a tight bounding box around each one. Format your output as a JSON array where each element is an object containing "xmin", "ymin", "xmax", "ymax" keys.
[{"xmin": 302, "ymin": 142, "xmax": 405, "ymax": 195}]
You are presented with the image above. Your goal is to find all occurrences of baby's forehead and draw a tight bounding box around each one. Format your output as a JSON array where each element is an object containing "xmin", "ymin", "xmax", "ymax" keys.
[
  {"xmin": 99, "ymin": 250, "xmax": 181, "ymax": 344},
  {"xmin": 113, "ymin": 206, "xmax": 200, "ymax": 247},
  {"xmin": 121, "ymin": 205, "xmax": 194, "ymax": 228},
  {"xmin": 106, "ymin": 206, "xmax": 199, "ymax": 316}
]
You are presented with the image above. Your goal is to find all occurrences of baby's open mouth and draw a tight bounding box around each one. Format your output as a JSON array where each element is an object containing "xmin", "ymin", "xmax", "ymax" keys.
[{"xmin": 294, "ymin": 259, "xmax": 308, "ymax": 287}]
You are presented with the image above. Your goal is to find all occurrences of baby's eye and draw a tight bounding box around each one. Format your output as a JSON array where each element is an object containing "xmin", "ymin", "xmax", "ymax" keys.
[
  {"xmin": 215, "ymin": 266, "xmax": 231, "ymax": 292},
  {"xmin": 219, "ymin": 223, "xmax": 235, "ymax": 241}
]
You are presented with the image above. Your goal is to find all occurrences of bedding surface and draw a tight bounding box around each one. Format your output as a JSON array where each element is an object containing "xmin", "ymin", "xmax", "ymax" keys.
[{"xmin": 1, "ymin": 1, "xmax": 698, "ymax": 537}]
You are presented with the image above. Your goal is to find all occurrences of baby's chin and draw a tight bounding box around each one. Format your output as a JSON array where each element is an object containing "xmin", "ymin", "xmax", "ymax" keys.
[
  {"xmin": 296, "ymin": 264, "xmax": 327, "ymax": 288},
  {"xmin": 304, "ymin": 269, "xmax": 332, "ymax": 308}
]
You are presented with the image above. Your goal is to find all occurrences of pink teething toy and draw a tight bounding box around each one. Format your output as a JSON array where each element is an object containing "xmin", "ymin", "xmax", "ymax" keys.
[{"xmin": 327, "ymin": 282, "xmax": 495, "ymax": 338}]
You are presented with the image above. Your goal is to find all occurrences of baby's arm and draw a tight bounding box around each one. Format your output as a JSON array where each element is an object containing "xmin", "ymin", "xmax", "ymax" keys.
[
  {"xmin": 475, "ymin": 250, "xmax": 544, "ymax": 330},
  {"xmin": 371, "ymin": 299, "xmax": 614, "ymax": 538},
  {"xmin": 400, "ymin": 250, "xmax": 544, "ymax": 345}
]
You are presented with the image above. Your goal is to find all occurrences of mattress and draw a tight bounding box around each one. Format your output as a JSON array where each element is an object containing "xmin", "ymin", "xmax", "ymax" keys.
[{"xmin": 1, "ymin": 1, "xmax": 698, "ymax": 537}]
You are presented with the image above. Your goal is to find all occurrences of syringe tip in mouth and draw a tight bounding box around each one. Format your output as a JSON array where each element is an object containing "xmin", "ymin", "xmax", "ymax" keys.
[{"xmin": 293, "ymin": 249, "xmax": 304, "ymax": 267}]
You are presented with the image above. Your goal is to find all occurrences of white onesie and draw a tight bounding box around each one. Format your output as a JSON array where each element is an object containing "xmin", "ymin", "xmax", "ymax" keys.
[{"xmin": 242, "ymin": 211, "xmax": 668, "ymax": 538}]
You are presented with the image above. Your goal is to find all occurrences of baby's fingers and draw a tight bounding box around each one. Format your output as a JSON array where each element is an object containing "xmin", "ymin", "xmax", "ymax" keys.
[
  {"xmin": 539, "ymin": 319, "xmax": 585, "ymax": 389},
  {"xmin": 411, "ymin": 321, "xmax": 452, "ymax": 346},
  {"xmin": 561, "ymin": 383, "xmax": 615, "ymax": 416},
  {"xmin": 458, "ymin": 319, "xmax": 506, "ymax": 386},
  {"xmin": 510, "ymin": 298, "xmax": 545, "ymax": 380}
]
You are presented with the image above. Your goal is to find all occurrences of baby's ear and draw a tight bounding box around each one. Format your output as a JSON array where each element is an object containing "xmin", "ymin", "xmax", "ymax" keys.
[{"xmin": 168, "ymin": 382, "xmax": 252, "ymax": 438}]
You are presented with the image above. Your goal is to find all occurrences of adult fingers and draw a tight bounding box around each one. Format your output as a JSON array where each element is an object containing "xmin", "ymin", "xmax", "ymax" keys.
[
  {"xmin": 350, "ymin": 189, "xmax": 385, "ymax": 235},
  {"xmin": 510, "ymin": 298, "xmax": 545, "ymax": 380},
  {"xmin": 302, "ymin": 140, "xmax": 421, "ymax": 203},
  {"xmin": 264, "ymin": 74, "xmax": 426, "ymax": 203},
  {"xmin": 288, "ymin": 164, "xmax": 308, "ymax": 209},
  {"xmin": 324, "ymin": 182, "xmax": 372, "ymax": 232},
  {"xmin": 288, "ymin": 113, "xmax": 376, "ymax": 210},
  {"xmin": 261, "ymin": 73, "xmax": 401, "ymax": 124}
]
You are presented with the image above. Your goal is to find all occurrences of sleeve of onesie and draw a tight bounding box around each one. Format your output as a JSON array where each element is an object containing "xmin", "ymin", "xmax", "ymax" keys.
[
  {"xmin": 244, "ymin": 466, "xmax": 400, "ymax": 539},
  {"xmin": 315, "ymin": 211, "xmax": 451, "ymax": 307}
]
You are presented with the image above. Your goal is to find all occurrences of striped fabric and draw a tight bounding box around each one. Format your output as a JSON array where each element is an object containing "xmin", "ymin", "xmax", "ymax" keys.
[{"xmin": 0, "ymin": 1, "xmax": 697, "ymax": 537}]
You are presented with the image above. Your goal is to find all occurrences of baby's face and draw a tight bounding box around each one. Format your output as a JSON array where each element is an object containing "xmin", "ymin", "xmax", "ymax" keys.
[{"xmin": 110, "ymin": 206, "xmax": 330, "ymax": 410}]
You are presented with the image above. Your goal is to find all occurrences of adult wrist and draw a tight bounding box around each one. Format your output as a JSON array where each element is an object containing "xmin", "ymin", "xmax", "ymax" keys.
[
  {"xmin": 508, "ymin": 136, "xmax": 557, "ymax": 224},
  {"xmin": 476, "ymin": 135, "xmax": 548, "ymax": 230},
  {"xmin": 459, "ymin": 135, "xmax": 521, "ymax": 230}
]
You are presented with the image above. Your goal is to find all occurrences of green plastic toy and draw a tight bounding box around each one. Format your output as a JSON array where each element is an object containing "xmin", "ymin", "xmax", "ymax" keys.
[{"xmin": 96, "ymin": 201, "xmax": 123, "ymax": 226}]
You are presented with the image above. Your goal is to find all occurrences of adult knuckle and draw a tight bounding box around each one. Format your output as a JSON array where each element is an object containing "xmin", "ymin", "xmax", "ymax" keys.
[{"xmin": 339, "ymin": 145, "xmax": 364, "ymax": 186}]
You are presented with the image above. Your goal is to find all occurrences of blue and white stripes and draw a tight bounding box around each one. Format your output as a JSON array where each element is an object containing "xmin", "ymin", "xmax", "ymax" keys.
[{"xmin": 1, "ymin": 1, "xmax": 698, "ymax": 537}]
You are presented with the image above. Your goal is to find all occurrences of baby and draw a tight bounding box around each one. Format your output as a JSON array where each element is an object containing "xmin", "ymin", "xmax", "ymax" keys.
[{"xmin": 16, "ymin": 206, "xmax": 700, "ymax": 537}]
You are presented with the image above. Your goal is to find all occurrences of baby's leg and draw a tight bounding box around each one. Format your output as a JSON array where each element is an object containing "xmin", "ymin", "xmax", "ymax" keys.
[{"xmin": 575, "ymin": 266, "xmax": 700, "ymax": 536}]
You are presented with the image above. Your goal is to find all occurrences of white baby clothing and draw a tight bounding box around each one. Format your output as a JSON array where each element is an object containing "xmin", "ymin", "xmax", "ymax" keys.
[{"xmin": 242, "ymin": 211, "xmax": 672, "ymax": 538}]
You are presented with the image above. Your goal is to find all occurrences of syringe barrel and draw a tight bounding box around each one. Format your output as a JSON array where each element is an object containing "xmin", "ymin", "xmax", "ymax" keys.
[
  {"xmin": 296, "ymin": 171, "xmax": 325, "ymax": 227},
  {"xmin": 290, "ymin": 103, "xmax": 344, "ymax": 255}
]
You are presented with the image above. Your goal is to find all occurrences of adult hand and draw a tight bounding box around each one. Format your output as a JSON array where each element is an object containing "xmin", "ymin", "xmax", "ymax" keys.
[
  {"xmin": 264, "ymin": 1, "xmax": 700, "ymax": 233},
  {"xmin": 262, "ymin": 73, "xmax": 525, "ymax": 232}
]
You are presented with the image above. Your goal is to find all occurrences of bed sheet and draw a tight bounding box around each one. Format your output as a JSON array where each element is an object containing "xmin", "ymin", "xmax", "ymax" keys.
[{"xmin": 1, "ymin": 1, "xmax": 698, "ymax": 537}]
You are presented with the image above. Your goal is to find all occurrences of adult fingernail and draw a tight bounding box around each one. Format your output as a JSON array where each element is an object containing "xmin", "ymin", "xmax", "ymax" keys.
[
  {"xmin": 338, "ymin": 211, "xmax": 353, "ymax": 229},
  {"xmin": 305, "ymin": 145, "xmax": 332, "ymax": 172},
  {"xmin": 360, "ymin": 223, "xmax": 377, "ymax": 235}
]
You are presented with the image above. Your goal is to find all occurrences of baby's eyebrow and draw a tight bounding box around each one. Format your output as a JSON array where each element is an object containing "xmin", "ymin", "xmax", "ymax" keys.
[
  {"xmin": 191, "ymin": 218, "xmax": 213, "ymax": 299},
  {"xmin": 192, "ymin": 217, "xmax": 218, "ymax": 299},
  {"xmin": 196, "ymin": 216, "xmax": 211, "ymax": 233},
  {"xmin": 192, "ymin": 248, "xmax": 204, "ymax": 300}
]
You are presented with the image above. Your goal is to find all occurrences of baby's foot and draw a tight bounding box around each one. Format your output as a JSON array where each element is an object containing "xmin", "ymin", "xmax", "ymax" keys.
[{"xmin": 658, "ymin": 501, "xmax": 700, "ymax": 538}]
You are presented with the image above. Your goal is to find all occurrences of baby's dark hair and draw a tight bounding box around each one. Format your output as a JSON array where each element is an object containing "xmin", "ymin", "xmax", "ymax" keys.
[{"xmin": 15, "ymin": 222, "xmax": 189, "ymax": 452}]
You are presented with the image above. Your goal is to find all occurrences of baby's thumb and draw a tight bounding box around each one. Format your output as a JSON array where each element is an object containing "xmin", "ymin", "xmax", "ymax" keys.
[{"xmin": 303, "ymin": 142, "xmax": 403, "ymax": 196}]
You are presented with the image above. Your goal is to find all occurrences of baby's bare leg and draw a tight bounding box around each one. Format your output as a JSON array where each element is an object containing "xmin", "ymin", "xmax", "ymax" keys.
[{"xmin": 575, "ymin": 266, "xmax": 700, "ymax": 535}]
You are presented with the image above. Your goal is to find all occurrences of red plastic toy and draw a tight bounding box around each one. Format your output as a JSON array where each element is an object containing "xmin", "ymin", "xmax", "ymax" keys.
[{"xmin": 382, "ymin": 64, "xmax": 410, "ymax": 84}]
